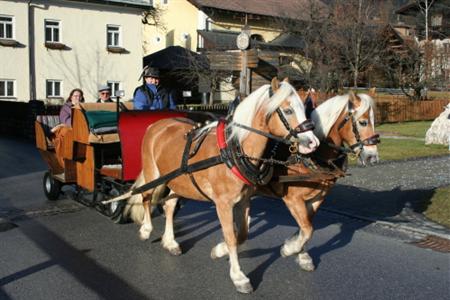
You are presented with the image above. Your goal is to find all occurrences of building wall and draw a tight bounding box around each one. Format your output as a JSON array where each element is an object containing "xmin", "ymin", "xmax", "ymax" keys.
[
  {"xmin": 0, "ymin": 0, "xmax": 30, "ymax": 101},
  {"xmin": 1, "ymin": 0, "xmax": 148, "ymax": 102},
  {"xmin": 143, "ymin": 0, "xmax": 200, "ymax": 55},
  {"xmin": 209, "ymin": 16, "xmax": 282, "ymax": 43}
]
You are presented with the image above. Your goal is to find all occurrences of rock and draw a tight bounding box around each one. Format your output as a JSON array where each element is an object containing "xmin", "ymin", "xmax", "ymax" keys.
[{"xmin": 425, "ymin": 104, "xmax": 450, "ymax": 145}]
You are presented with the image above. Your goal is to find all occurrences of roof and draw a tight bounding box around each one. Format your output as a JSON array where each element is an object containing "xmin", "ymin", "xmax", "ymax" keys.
[
  {"xmin": 395, "ymin": 2, "xmax": 420, "ymax": 15},
  {"xmin": 269, "ymin": 33, "xmax": 305, "ymax": 49},
  {"xmin": 198, "ymin": 30, "xmax": 239, "ymax": 50},
  {"xmin": 68, "ymin": 0, "xmax": 152, "ymax": 9},
  {"xmin": 143, "ymin": 46, "xmax": 209, "ymax": 70},
  {"xmin": 188, "ymin": 0, "xmax": 328, "ymax": 21},
  {"xmin": 396, "ymin": 0, "xmax": 448, "ymax": 16},
  {"xmin": 198, "ymin": 30, "xmax": 305, "ymax": 51}
]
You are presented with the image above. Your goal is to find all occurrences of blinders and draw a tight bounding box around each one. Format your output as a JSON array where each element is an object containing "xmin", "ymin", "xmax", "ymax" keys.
[
  {"xmin": 338, "ymin": 101, "xmax": 380, "ymax": 154},
  {"xmin": 269, "ymin": 85, "xmax": 315, "ymax": 142},
  {"xmin": 276, "ymin": 108, "xmax": 315, "ymax": 141}
]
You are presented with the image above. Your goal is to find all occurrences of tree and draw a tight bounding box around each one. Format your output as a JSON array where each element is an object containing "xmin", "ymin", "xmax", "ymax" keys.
[
  {"xmin": 417, "ymin": 0, "xmax": 436, "ymax": 41},
  {"xmin": 381, "ymin": 42, "xmax": 425, "ymax": 100},
  {"xmin": 327, "ymin": 0, "xmax": 384, "ymax": 88}
]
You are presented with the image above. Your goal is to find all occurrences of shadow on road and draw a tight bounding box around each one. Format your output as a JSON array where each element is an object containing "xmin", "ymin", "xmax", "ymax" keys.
[
  {"xmin": 0, "ymin": 137, "xmax": 46, "ymax": 179},
  {"xmin": 232, "ymin": 184, "xmax": 438, "ymax": 289},
  {"xmin": 0, "ymin": 196, "xmax": 150, "ymax": 299},
  {"xmin": 324, "ymin": 184, "xmax": 437, "ymax": 221}
]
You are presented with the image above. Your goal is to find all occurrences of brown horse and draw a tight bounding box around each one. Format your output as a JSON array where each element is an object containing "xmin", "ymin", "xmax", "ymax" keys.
[
  {"xmin": 228, "ymin": 90, "xmax": 380, "ymax": 272},
  {"xmin": 114, "ymin": 79, "xmax": 319, "ymax": 293}
]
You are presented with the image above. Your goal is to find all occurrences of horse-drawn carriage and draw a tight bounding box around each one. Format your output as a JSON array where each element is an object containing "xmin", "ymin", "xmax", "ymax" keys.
[
  {"xmin": 35, "ymin": 79, "xmax": 380, "ymax": 293},
  {"xmin": 35, "ymin": 102, "xmax": 188, "ymax": 219}
]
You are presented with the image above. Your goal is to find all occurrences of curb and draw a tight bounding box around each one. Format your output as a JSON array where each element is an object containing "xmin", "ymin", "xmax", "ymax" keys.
[
  {"xmin": 350, "ymin": 153, "xmax": 450, "ymax": 168},
  {"xmin": 321, "ymin": 207, "xmax": 450, "ymax": 240}
]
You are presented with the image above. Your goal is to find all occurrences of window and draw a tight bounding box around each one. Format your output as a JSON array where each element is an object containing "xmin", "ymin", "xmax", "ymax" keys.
[
  {"xmin": 107, "ymin": 81, "xmax": 121, "ymax": 97},
  {"xmin": 161, "ymin": 0, "xmax": 169, "ymax": 5},
  {"xmin": 45, "ymin": 20, "xmax": 61, "ymax": 43},
  {"xmin": 46, "ymin": 80, "xmax": 62, "ymax": 97},
  {"xmin": 431, "ymin": 14, "xmax": 442, "ymax": 27},
  {"xmin": 0, "ymin": 79, "xmax": 15, "ymax": 98},
  {"xmin": 107, "ymin": 25, "xmax": 120, "ymax": 47},
  {"xmin": 0, "ymin": 15, "xmax": 14, "ymax": 39}
]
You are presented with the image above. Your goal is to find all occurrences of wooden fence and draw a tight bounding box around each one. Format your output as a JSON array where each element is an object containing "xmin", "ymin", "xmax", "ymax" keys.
[
  {"xmin": 315, "ymin": 93, "xmax": 448, "ymax": 124},
  {"xmin": 373, "ymin": 99, "xmax": 448, "ymax": 123}
]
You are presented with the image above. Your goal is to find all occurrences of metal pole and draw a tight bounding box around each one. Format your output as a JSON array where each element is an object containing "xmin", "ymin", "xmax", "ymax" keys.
[
  {"xmin": 240, "ymin": 50, "xmax": 247, "ymax": 97},
  {"xmin": 28, "ymin": 1, "xmax": 36, "ymax": 100}
]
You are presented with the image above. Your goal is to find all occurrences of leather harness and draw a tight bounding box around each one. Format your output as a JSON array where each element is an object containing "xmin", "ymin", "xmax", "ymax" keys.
[
  {"xmin": 329, "ymin": 101, "xmax": 380, "ymax": 155},
  {"xmin": 131, "ymin": 88, "xmax": 316, "ymax": 198}
]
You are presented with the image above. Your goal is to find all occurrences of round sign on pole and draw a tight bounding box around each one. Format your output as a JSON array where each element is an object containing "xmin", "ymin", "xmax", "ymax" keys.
[{"xmin": 236, "ymin": 31, "xmax": 250, "ymax": 50}]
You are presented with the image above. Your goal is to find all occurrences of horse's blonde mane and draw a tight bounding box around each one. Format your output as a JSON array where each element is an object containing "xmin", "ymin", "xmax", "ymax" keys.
[
  {"xmin": 230, "ymin": 82, "xmax": 305, "ymax": 142},
  {"xmin": 311, "ymin": 93, "xmax": 375, "ymax": 140}
]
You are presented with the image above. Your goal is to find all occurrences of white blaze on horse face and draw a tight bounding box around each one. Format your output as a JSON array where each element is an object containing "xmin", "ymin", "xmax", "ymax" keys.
[
  {"xmin": 357, "ymin": 107, "xmax": 379, "ymax": 165},
  {"xmin": 288, "ymin": 95, "xmax": 320, "ymax": 154}
]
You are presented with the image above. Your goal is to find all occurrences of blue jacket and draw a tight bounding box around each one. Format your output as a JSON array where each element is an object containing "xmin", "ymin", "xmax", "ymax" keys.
[{"xmin": 133, "ymin": 83, "xmax": 176, "ymax": 110}]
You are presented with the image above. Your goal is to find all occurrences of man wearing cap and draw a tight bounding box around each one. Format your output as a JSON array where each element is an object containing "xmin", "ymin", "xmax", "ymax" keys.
[
  {"xmin": 97, "ymin": 85, "xmax": 113, "ymax": 103},
  {"xmin": 133, "ymin": 67, "xmax": 176, "ymax": 110}
]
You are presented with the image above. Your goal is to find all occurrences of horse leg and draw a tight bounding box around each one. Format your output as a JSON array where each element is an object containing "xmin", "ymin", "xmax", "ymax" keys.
[
  {"xmin": 280, "ymin": 194, "xmax": 315, "ymax": 271},
  {"xmin": 139, "ymin": 193, "xmax": 154, "ymax": 240},
  {"xmin": 211, "ymin": 195, "xmax": 251, "ymax": 260},
  {"xmin": 161, "ymin": 192, "xmax": 182, "ymax": 256},
  {"xmin": 213, "ymin": 201, "xmax": 253, "ymax": 294},
  {"xmin": 234, "ymin": 195, "xmax": 251, "ymax": 245}
]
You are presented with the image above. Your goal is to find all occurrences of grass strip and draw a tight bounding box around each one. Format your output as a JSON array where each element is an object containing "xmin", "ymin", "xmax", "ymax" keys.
[
  {"xmin": 376, "ymin": 121, "xmax": 433, "ymax": 138},
  {"xmin": 378, "ymin": 138, "xmax": 448, "ymax": 161},
  {"xmin": 424, "ymin": 186, "xmax": 450, "ymax": 228}
]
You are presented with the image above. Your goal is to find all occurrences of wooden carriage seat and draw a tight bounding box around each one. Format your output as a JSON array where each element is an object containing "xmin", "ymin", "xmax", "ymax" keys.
[
  {"xmin": 35, "ymin": 115, "xmax": 61, "ymax": 150},
  {"xmin": 35, "ymin": 115, "xmax": 76, "ymax": 181},
  {"xmin": 72, "ymin": 102, "xmax": 133, "ymax": 144}
]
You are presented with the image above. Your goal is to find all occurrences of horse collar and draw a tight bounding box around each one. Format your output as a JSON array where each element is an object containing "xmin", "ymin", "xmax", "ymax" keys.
[{"xmin": 216, "ymin": 119, "xmax": 253, "ymax": 185}]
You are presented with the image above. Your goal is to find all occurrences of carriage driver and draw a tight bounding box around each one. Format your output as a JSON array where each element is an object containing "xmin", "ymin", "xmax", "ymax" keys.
[{"xmin": 133, "ymin": 67, "xmax": 176, "ymax": 110}]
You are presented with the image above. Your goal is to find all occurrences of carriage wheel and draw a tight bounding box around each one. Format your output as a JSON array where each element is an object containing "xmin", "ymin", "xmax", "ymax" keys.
[
  {"xmin": 43, "ymin": 171, "xmax": 61, "ymax": 201},
  {"xmin": 110, "ymin": 200, "xmax": 128, "ymax": 224}
]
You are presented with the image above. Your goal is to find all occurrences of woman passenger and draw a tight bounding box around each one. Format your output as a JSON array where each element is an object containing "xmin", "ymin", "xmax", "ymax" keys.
[
  {"xmin": 59, "ymin": 88, "xmax": 84, "ymax": 126},
  {"xmin": 53, "ymin": 88, "xmax": 84, "ymax": 166}
]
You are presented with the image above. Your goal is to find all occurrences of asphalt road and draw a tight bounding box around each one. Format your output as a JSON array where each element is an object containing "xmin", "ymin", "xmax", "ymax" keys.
[{"xmin": 0, "ymin": 137, "xmax": 449, "ymax": 300}]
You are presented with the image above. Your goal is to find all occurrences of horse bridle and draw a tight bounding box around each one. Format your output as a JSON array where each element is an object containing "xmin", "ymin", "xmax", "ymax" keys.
[
  {"xmin": 269, "ymin": 86, "xmax": 315, "ymax": 142},
  {"xmin": 335, "ymin": 101, "xmax": 380, "ymax": 155},
  {"xmin": 276, "ymin": 109, "xmax": 315, "ymax": 141}
]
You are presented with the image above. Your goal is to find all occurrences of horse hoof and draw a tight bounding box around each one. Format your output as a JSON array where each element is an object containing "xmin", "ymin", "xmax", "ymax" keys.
[
  {"xmin": 280, "ymin": 246, "xmax": 288, "ymax": 257},
  {"xmin": 139, "ymin": 229, "xmax": 151, "ymax": 241},
  {"xmin": 296, "ymin": 253, "xmax": 315, "ymax": 271},
  {"xmin": 280, "ymin": 245, "xmax": 296, "ymax": 257},
  {"xmin": 139, "ymin": 233, "xmax": 150, "ymax": 241},
  {"xmin": 210, "ymin": 242, "xmax": 228, "ymax": 260},
  {"xmin": 210, "ymin": 249, "xmax": 219, "ymax": 260},
  {"xmin": 299, "ymin": 261, "xmax": 315, "ymax": 272},
  {"xmin": 168, "ymin": 246, "xmax": 182, "ymax": 256},
  {"xmin": 235, "ymin": 282, "xmax": 253, "ymax": 294}
]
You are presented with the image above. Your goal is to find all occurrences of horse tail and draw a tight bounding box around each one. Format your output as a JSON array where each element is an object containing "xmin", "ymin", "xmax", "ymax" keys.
[
  {"xmin": 120, "ymin": 172, "xmax": 168, "ymax": 225},
  {"xmin": 122, "ymin": 171, "xmax": 146, "ymax": 225}
]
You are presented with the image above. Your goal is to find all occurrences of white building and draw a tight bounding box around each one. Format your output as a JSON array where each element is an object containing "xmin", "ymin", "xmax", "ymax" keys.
[{"xmin": 0, "ymin": 0, "xmax": 152, "ymax": 102}]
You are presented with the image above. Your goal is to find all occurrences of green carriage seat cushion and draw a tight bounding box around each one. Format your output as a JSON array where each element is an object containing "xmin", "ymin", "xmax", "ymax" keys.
[{"xmin": 85, "ymin": 111, "xmax": 118, "ymax": 133}]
